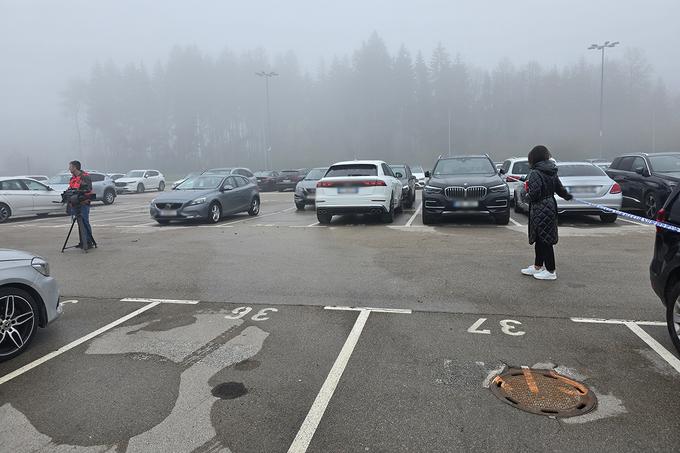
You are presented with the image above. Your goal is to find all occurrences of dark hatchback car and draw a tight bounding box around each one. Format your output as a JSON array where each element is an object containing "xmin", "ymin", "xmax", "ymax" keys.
[
  {"xmin": 389, "ymin": 164, "xmax": 417, "ymax": 209},
  {"xmin": 294, "ymin": 167, "xmax": 328, "ymax": 210},
  {"xmin": 150, "ymin": 174, "xmax": 260, "ymax": 224},
  {"xmin": 650, "ymin": 186, "xmax": 680, "ymax": 354},
  {"xmin": 254, "ymin": 171, "xmax": 281, "ymax": 192},
  {"xmin": 422, "ymin": 155, "xmax": 510, "ymax": 225},
  {"xmin": 276, "ymin": 170, "xmax": 304, "ymax": 192},
  {"xmin": 606, "ymin": 153, "xmax": 680, "ymax": 219}
]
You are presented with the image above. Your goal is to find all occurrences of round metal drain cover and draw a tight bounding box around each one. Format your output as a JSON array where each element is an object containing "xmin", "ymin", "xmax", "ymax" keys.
[{"xmin": 489, "ymin": 367, "xmax": 597, "ymax": 417}]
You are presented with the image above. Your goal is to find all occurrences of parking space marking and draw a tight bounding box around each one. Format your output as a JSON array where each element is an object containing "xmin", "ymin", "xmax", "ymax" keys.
[
  {"xmin": 624, "ymin": 322, "xmax": 680, "ymax": 374},
  {"xmin": 208, "ymin": 207, "xmax": 295, "ymax": 227},
  {"xmin": 307, "ymin": 222, "xmax": 320, "ymax": 227},
  {"xmin": 618, "ymin": 217, "xmax": 654, "ymax": 228},
  {"xmin": 288, "ymin": 309, "xmax": 371, "ymax": 453},
  {"xmin": 405, "ymin": 203, "xmax": 422, "ymax": 227},
  {"xmin": 0, "ymin": 301, "xmax": 160, "ymax": 386},
  {"xmin": 509, "ymin": 217, "xmax": 523, "ymax": 227},
  {"xmin": 571, "ymin": 317, "xmax": 665, "ymax": 326},
  {"xmin": 325, "ymin": 305, "xmax": 412, "ymax": 314},
  {"xmin": 120, "ymin": 297, "xmax": 200, "ymax": 305}
]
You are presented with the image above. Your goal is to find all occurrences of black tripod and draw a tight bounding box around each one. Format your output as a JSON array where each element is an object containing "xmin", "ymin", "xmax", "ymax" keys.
[{"xmin": 61, "ymin": 204, "xmax": 97, "ymax": 253}]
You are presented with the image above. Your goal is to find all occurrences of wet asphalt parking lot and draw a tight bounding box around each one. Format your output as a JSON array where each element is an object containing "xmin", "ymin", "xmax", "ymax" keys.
[{"xmin": 1, "ymin": 191, "xmax": 679, "ymax": 452}]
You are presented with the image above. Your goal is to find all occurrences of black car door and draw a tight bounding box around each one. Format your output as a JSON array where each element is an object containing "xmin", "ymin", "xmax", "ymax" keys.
[
  {"xmin": 608, "ymin": 157, "xmax": 637, "ymax": 210},
  {"xmin": 628, "ymin": 157, "xmax": 650, "ymax": 211}
]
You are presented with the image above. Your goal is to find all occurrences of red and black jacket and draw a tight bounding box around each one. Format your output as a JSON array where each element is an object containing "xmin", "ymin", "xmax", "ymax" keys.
[{"xmin": 68, "ymin": 171, "xmax": 94, "ymax": 205}]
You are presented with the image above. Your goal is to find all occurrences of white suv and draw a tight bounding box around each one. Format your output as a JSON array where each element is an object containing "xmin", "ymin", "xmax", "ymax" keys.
[
  {"xmin": 499, "ymin": 158, "xmax": 530, "ymax": 203},
  {"xmin": 115, "ymin": 169, "xmax": 166, "ymax": 194},
  {"xmin": 315, "ymin": 160, "xmax": 403, "ymax": 224}
]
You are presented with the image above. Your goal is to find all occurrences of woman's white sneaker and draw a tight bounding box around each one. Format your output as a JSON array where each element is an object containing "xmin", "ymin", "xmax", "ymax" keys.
[
  {"xmin": 521, "ymin": 265, "xmax": 544, "ymax": 275},
  {"xmin": 533, "ymin": 269, "xmax": 557, "ymax": 280}
]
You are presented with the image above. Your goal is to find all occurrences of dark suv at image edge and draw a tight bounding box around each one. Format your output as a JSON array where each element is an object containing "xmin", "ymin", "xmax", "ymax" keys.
[
  {"xmin": 422, "ymin": 155, "xmax": 511, "ymax": 225},
  {"xmin": 649, "ymin": 184, "xmax": 680, "ymax": 354}
]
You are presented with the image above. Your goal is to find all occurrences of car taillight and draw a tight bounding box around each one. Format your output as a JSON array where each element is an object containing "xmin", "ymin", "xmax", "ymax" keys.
[
  {"xmin": 360, "ymin": 180, "xmax": 387, "ymax": 186},
  {"xmin": 317, "ymin": 181, "xmax": 333, "ymax": 188},
  {"xmin": 506, "ymin": 175, "xmax": 521, "ymax": 182},
  {"xmin": 656, "ymin": 208, "xmax": 667, "ymax": 233},
  {"xmin": 316, "ymin": 180, "xmax": 387, "ymax": 187},
  {"xmin": 609, "ymin": 183, "xmax": 622, "ymax": 194}
]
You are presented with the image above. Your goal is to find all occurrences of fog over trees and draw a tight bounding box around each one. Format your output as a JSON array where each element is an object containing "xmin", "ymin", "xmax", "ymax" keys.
[
  {"xmin": 5, "ymin": 32, "xmax": 680, "ymax": 175},
  {"xmin": 53, "ymin": 33, "xmax": 679, "ymax": 174}
]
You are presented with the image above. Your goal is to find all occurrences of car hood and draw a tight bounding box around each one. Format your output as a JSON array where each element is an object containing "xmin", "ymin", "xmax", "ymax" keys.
[
  {"xmin": 428, "ymin": 174, "xmax": 503, "ymax": 187},
  {"xmin": 154, "ymin": 189, "xmax": 216, "ymax": 202},
  {"xmin": 117, "ymin": 177, "xmax": 142, "ymax": 184},
  {"xmin": 0, "ymin": 249, "xmax": 35, "ymax": 262}
]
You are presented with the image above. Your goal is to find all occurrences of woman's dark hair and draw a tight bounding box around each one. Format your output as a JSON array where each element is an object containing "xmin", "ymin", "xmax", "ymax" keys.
[
  {"xmin": 69, "ymin": 160, "xmax": 82, "ymax": 170},
  {"xmin": 528, "ymin": 145, "xmax": 551, "ymax": 167}
]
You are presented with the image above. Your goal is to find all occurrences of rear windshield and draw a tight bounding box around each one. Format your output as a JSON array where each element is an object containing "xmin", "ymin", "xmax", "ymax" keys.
[
  {"xmin": 126, "ymin": 171, "xmax": 145, "ymax": 178},
  {"xmin": 255, "ymin": 171, "xmax": 275, "ymax": 177},
  {"xmin": 325, "ymin": 164, "xmax": 377, "ymax": 177},
  {"xmin": 49, "ymin": 174, "xmax": 71, "ymax": 184},
  {"xmin": 649, "ymin": 155, "xmax": 680, "ymax": 173},
  {"xmin": 511, "ymin": 161, "xmax": 530, "ymax": 175},
  {"xmin": 304, "ymin": 169, "xmax": 327, "ymax": 180},
  {"xmin": 411, "ymin": 166, "xmax": 424, "ymax": 173},
  {"xmin": 281, "ymin": 170, "xmax": 299, "ymax": 175},
  {"xmin": 433, "ymin": 158, "xmax": 495, "ymax": 176},
  {"xmin": 557, "ymin": 165, "xmax": 606, "ymax": 177},
  {"xmin": 390, "ymin": 165, "xmax": 406, "ymax": 175}
]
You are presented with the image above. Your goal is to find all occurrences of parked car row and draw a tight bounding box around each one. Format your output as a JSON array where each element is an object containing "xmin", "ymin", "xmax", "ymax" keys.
[
  {"xmin": 254, "ymin": 169, "xmax": 309, "ymax": 192},
  {"xmin": 114, "ymin": 169, "xmax": 166, "ymax": 194}
]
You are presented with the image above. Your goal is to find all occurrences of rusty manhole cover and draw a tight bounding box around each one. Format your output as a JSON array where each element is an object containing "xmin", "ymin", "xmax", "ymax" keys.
[{"xmin": 489, "ymin": 367, "xmax": 597, "ymax": 417}]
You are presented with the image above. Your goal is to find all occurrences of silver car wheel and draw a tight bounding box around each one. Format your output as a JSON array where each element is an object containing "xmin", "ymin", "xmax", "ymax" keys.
[
  {"xmin": 0, "ymin": 295, "xmax": 35, "ymax": 357},
  {"xmin": 0, "ymin": 204, "xmax": 9, "ymax": 223},
  {"xmin": 251, "ymin": 198, "xmax": 260, "ymax": 214},
  {"xmin": 211, "ymin": 204, "xmax": 221, "ymax": 222},
  {"xmin": 104, "ymin": 191, "xmax": 115, "ymax": 204}
]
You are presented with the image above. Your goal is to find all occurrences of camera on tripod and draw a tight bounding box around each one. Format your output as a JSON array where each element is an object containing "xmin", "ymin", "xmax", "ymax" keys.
[{"xmin": 60, "ymin": 188, "xmax": 96, "ymax": 208}]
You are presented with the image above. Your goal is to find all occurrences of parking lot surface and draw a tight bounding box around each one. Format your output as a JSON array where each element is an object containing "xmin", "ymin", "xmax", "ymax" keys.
[{"xmin": 1, "ymin": 192, "xmax": 678, "ymax": 452}]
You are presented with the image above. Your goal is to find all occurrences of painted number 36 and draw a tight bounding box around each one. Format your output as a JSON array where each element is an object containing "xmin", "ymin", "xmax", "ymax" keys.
[
  {"xmin": 467, "ymin": 318, "xmax": 525, "ymax": 336},
  {"xmin": 224, "ymin": 306, "xmax": 278, "ymax": 321}
]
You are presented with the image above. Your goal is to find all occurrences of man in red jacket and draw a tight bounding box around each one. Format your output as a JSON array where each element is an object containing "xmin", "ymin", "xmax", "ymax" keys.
[{"xmin": 68, "ymin": 160, "xmax": 95, "ymax": 248}]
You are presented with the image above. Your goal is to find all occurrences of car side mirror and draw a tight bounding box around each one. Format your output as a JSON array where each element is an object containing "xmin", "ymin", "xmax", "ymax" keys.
[
  {"xmin": 425, "ymin": 171, "xmax": 431, "ymax": 178},
  {"xmin": 395, "ymin": 172, "xmax": 403, "ymax": 178},
  {"xmin": 221, "ymin": 185, "xmax": 234, "ymax": 191},
  {"xmin": 47, "ymin": 186, "xmax": 54, "ymax": 191},
  {"xmin": 498, "ymin": 168, "xmax": 507, "ymax": 175},
  {"xmin": 635, "ymin": 167, "xmax": 649, "ymax": 176}
]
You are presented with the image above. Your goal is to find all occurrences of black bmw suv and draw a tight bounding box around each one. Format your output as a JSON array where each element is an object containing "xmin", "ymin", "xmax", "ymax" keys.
[
  {"xmin": 649, "ymin": 185, "xmax": 680, "ymax": 354},
  {"xmin": 606, "ymin": 153, "xmax": 680, "ymax": 219},
  {"xmin": 422, "ymin": 155, "xmax": 510, "ymax": 225}
]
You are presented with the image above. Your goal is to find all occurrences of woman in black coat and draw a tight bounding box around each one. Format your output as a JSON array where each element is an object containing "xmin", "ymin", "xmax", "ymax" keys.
[{"xmin": 521, "ymin": 145, "xmax": 573, "ymax": 281}]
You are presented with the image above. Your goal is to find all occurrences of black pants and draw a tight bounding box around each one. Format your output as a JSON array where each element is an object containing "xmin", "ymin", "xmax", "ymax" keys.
[{"xmin": 535, "ymin": 241, "xmax": 556, "ymax": 272}]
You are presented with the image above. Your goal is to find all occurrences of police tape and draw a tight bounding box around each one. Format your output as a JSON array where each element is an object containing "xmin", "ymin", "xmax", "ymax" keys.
[{"xmin": 573, "ymin": 199, "xmax": 680, "ymax": 233}]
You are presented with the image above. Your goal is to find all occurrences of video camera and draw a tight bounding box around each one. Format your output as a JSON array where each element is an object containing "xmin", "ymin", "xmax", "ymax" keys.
[{"xmin": 60, "ymin": 188, "xmax": 95, "ymax": 208}]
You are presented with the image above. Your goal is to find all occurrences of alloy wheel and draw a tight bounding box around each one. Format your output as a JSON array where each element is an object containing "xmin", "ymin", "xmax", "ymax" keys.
[
  {"xmin": 0, "ymin": 204, "xmax": 9, "ymax": 222},
  {"xmin": 251, "ymin": 198, "xmax": 260, "ymax": 215},
  {"xmin": 211, "ymin": 204, "xmax": 221, "ymax": 222},
  {"xmin": 673, "ymin": 298, "xmax": 680, "ymax": 343},
  {"xmin": 646, "ymin": 194, "xmax": 657, "ymax": 219},
  {"xmin": 0, "ymin": 295, "xmax": 35, "ymax": 357}
]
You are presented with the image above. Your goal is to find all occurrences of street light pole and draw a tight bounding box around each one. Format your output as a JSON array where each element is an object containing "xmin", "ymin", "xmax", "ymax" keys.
[
  {"xmin": 255, "ymin": 71, "xmax": 279, "ymax": 169},
  {"xmin": 588, "ymin": 41, "xmax": 619, "ymax": 159}
]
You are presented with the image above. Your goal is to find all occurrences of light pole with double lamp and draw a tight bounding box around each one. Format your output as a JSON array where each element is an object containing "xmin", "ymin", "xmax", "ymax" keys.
[
  {"xmin": 588, "ymin": 41, "xmax": 619, "ymax": 159},
  {"xmin": 255, "ymin": 71, "xmax": 279, "ymax": 170}
]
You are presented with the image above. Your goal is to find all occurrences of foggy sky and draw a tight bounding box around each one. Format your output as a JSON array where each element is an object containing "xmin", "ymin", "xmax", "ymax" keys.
[{"xmin": 1, "ymin": 0, "xmax": 679, "ymax": 170}]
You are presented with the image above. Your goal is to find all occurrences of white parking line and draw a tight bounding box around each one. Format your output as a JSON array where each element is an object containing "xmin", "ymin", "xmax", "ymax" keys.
[
  {"xmin": 121, "ymin": 297, "xmax": 200, "ymax": 305},
  {"xmin": 509, "ymin": 217, "xmax": 523, "ymax": 227},
  {"xmin": 571, "ymin": 317, "xmax": 665, "ymax": 326},
  {"xmin": 288, "ymin": 309, "xmax": 371, "ymax": 453},
  {"xmin": 618, "ymin": 217, "xmax": 653, "ymax": 228},
  {"xmin": 405, "ymin": 203, "xmax": 422, "ymax": 227},
  {"xmin": 307, "ymin": 222, "xmax": 320, "ymax": 227},
  {"xmin": 209, "ymin": 207, "xmax": 295, "ymax": 227},
  {"xmin": 625, "ymin": 322, "xmax": 680, "ymax": 374},
  {"xmin": 0, "ymin": 301, "xmax": 160, "ymax": 386}
]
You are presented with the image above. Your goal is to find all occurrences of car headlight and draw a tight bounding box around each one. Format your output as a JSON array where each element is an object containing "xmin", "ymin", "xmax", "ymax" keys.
[
  {"xmin": 296, "ymin": 185, "xmax": 304, "ymax": 194},
  {"xmin": 189, "ymin": 197, "xmax": 207, "ymax": 206},
  {"xmin": 31, "ymin": 257, "xmax": 50, "ymax": 277},
  {"xmin": 489, "ymin": 184, "xmax": 509, "ymax": 193},
  {"xmin": 424, "ymin": 185, "xmax": 443, "ymax": 194}
]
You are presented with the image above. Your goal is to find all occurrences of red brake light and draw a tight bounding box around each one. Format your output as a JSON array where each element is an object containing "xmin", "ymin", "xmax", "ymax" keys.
[
  {"xmin": 316, "ymin": 179, "xmax": 386, "ymax": 188},
  {"xmin": 656, "ymin": 208, "xmax": 668, "ymax": 233},
  {"xmin": 506, "ymin": 175, "xmax": 521, "ymax": 182},
  {"xmin": 609, "ymin": 183, "xmax": 622, "ymax": 194},
  {"xmin": 317, "ymin": 181, "xmax": 333, "ymax": 188},
  {"xmin": 360, "ymin": 180, "xmax": 387, "ymax": 186}
]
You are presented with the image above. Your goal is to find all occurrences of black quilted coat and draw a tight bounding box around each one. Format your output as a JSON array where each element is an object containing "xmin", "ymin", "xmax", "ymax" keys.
[{"xmin": 527, "ymin": 160, "xmax": 572, "ymax": 245}]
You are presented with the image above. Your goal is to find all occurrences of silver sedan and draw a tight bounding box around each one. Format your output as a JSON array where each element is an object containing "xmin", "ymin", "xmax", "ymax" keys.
[
  {"xmin": 515, "ymin": 162, "xmax": 623, "ymax": 223},
  {"xmin": 0, "ymin": 249, "xmax": 62, "ymax": 362}
]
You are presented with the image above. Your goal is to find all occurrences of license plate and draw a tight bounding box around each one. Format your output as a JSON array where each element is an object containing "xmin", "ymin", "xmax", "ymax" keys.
[
  {"xmin": 283, "ymin": 179, "xmax": 291, "ymax": 183},
  {"xmin": 338, "ymin": 187, "xmax": 358, "ymax": 194},
  {"xmin": 307, "ymin": 194, "xmax": 316, "ymax": 199},
  {"xmin": 567, "ymin": 187, "xmax": 597, "ymax": 194},
  {"xmin": 454, "ymin": 201, "xmax": 479, "ymax": 208},
  {"xmin": 159, "ymin": 209, "xmax": 177, "ymax": 216}
]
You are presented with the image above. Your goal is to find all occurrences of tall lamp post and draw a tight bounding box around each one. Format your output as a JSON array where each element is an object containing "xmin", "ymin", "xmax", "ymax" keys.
[
  {"xmin": 256, "ymin": 71, "xmax": 278, "ymax": 169},
  {"xmin": 588, "ymin": 41, "xmax": 619, "ymax": 159}
]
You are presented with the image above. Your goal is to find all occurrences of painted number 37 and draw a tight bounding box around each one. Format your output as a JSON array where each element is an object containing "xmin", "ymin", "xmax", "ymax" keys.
[{"xmin": 467, "ymin": 318, "xmax": 525, "ymax": 336}]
